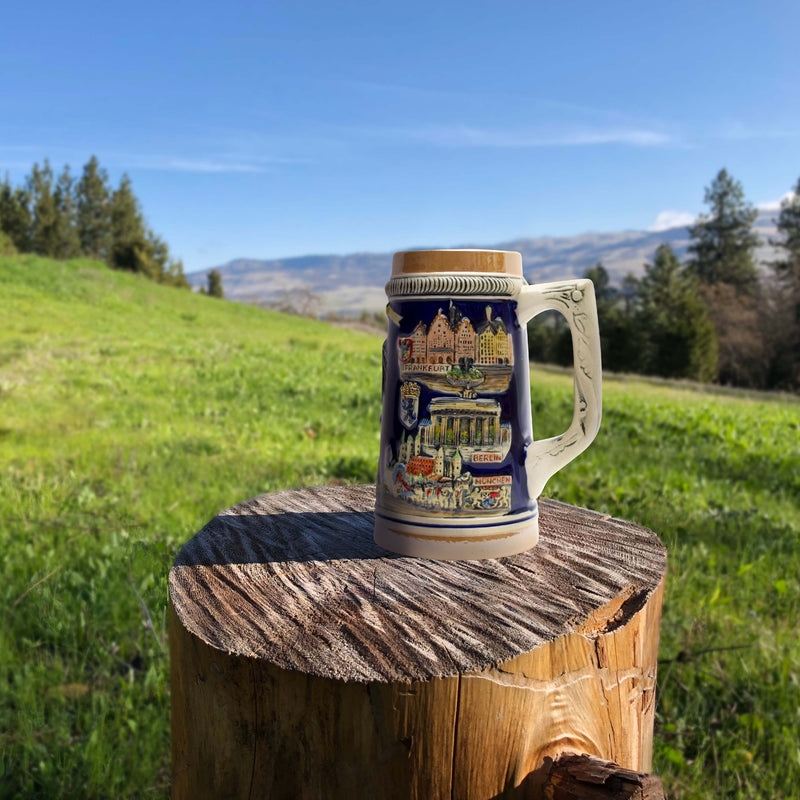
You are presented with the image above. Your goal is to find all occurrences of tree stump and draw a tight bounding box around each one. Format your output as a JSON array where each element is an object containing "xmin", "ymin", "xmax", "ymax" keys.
[{"xmin": 169, "ymin": 485, "xmax": 667, "ymax": 800}]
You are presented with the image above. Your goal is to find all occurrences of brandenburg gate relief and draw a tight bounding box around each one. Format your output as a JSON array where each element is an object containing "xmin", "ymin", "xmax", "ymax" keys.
[{"xmin": 421, "ymin": 398, "xmax": 509, "ymax": 460}]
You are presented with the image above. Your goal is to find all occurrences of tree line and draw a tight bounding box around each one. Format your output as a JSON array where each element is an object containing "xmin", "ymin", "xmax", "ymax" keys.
[
  {"xmin": 530, "ymin": 169, "xmax": 800, "ymax": 391},
  {"xmin": 0, "ymin": 156, "xmax": 191, "ymax": 288}
]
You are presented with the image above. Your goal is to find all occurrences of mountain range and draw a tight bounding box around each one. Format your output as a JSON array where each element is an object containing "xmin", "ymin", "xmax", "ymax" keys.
[{"xmin": 187, "ymin": 210, "xmax": 780, "ymax": 316}]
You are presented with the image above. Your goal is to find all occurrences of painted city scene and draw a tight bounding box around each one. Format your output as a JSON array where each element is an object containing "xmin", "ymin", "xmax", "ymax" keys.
[
  {"xmin": 398, "ymin": 303, "xmax": 515, "ymax": 395},
  {"xmin": 383, "ymin": 394, "xmax": 514, "ymax": 514}
]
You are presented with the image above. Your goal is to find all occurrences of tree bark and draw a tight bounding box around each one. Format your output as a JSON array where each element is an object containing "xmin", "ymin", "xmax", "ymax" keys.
[
  {"xmin": 542, "ymin": 754, "xmax": 665, "ymax": 799},
  {"xmin": 170, "ymin": 485, "xmax": 666, "ymax": 800}
]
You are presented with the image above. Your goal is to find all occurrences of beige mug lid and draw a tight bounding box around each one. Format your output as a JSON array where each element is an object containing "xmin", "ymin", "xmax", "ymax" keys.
[{"xmin": 391, "ymin": 249, "xmax": 523, "ymax": 277}]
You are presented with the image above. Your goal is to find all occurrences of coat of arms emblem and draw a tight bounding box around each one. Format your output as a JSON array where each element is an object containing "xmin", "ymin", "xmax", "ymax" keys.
[
  {"xmin": 397, "ymin": 338, "xmax": 413, "ymax": 364},
  {"xmin": 399, "ymin": 381, "xmax": 421, "ymax": 429}
]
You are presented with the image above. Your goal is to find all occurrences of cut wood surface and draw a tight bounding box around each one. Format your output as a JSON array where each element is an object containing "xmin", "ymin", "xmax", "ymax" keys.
[
  {"xmin": 170, "ymin": 484, "xmax": 666, "ymax": 683},
  {"xmin": 170, "ymin": 485, "xmax": 667, "ymax": 800}
]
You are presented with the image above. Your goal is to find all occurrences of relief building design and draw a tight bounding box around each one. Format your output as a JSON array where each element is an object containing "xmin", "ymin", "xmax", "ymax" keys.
[
  {"xmin": 385, "ymin": 302, "xmax": 518, "ymax": 515},
  {"xmin": 398, "ymin": 304, "xmax": 514, "ymax": 395},
  {"xmin": 384, "ymin": 403, "xmax": 512, "ymax": 514}
]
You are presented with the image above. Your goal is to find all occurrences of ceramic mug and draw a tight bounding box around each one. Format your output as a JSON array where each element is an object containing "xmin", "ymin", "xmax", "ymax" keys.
[{"xmin": 374, "ymin": 250, "xmax": 602, "ymax": 559}]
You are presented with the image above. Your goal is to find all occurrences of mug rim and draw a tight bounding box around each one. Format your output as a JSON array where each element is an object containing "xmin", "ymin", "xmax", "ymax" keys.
[{"xmin": 392, "ymin": 249, "xmax": 523, "ymax": 278}]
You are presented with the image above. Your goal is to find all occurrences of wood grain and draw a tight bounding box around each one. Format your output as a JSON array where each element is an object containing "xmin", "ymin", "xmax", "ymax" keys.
[
  {"xmin": 169, "ymin": 485, "xmax": 666, "ymax": 683},
  {"xmin": 542, "ymin": 753, "xmax": 665, "ymax": 799},
  {"xmin": 170, "ymin": 603, "xmax": 460, "ymax": 799},
  {"xmin": 169, "ymin": 485, "xmax": 667, "ymax": 799}
]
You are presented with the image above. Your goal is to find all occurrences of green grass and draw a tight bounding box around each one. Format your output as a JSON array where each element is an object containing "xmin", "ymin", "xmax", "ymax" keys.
[{"xmin": 1, "ymin": 255, "xmax": 798, "ymax": 799}]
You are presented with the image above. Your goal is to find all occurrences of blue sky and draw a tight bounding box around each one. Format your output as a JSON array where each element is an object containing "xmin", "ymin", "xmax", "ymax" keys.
[{"xmin": 2, "ymin": 1, "xmax": 798, "ymax": 272}]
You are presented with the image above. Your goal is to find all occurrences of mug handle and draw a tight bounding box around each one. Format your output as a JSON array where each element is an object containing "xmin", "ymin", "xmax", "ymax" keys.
[{"xmin": 515, "ymin": 279, "xmax": 603, "ymax": 499}]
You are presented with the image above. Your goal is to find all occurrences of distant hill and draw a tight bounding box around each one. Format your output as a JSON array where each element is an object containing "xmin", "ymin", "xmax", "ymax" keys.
[{"xmin": 188, "ymin": 211, "xmax": 780, "ymax": 316}]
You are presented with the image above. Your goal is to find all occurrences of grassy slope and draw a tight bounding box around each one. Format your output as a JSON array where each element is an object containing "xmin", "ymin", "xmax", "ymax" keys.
[{"xmin": 1, "ymin": 255, "xmax": 798, "ymax": 799}]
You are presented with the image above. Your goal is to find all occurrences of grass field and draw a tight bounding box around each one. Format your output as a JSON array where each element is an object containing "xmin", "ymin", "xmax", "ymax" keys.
[{"xmin": 1, "ymin": 255, "xmax": 798, "ymax": 799}]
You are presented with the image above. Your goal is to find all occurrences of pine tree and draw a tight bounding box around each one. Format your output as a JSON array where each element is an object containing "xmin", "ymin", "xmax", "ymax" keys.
[
  {"xmin": 767, "ymin": 178, "xmax": 800, "ymax": 388},
  {"xmin": 687, "ymin": 168, "xmax": 760, "ymax": 294},
  {"xmin": 164, "ymin": 258, "xmax": 190, "ymax": 288},
  {"xmin": 2, "ymin": 156, "xmax": 189, "ymax": 291},
  {"xmin": 109, "ymin": 174, "xmax": 153, "ymax": 276},
  {"xmin": 148, "ymin": 229, "xmax": 170, "ymax": 278},
  {"xmin": 52, "ymin": 165, "xmax": 81, "ymax": 259},
  {"xmin": 147, "ymin": 229, "xmax": 189, "ymax": 287},
  {"xmin": 0, "ymin": 174, "xmax": 32, "ymax": 252},
  {"xmin": 771, "ymin": 178, "xmax": 800, "ymax": 290},
  {"xmin": 583, "ymin": 263, "xmax": 639, "ymax": 372},
  {"xmin": 637, "ymin": 243, "xmax": 717, "ymax": 382},
  {"xmin": 28, "ymin": 160, "xmax": 62, "ymax": 257},
  {"xmin": 75, "ymin": 156, "xmax": 112, "ymax": 261},
  {"xmin": 207, "ymin": 269, "xmax": 224, "ymax": 298}
]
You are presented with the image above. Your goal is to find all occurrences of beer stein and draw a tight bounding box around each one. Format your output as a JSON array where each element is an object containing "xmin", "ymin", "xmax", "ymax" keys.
[{"xmin": 374, "ymin": 250, "xmax": 602, "ymax": 559}]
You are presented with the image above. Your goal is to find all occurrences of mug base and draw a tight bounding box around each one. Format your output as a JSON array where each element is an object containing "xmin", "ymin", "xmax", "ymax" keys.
[{"xmin": 373, "ymin": 505, "xmax": 539, "ymax": 560}]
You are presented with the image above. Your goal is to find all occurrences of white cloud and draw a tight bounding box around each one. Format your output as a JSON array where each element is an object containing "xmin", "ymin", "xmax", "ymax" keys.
[
  {"xmin": 391, "ymin": 125, "xmax": 672, "ymax": 148},
  {"xmin": 129, "ymin": 157, "xmax": 269, "ymax": 174},
  {"xmin": 114, "ymin": 151, "xmax": 314, "ymax": 174},
  {"xmin": 333, "ymin": 79, "xmax": 642, "ymax": 121},
  {"xmin": 758, "ymin": 192, "xmax": 797, "ymax": 212},
  {"xmin": 0, "ymin": 144, "xmax": 311, "ymax": 176},
  {"xmin": 649, "ymin": 211, "xmax": 696, "ymax": 232}
]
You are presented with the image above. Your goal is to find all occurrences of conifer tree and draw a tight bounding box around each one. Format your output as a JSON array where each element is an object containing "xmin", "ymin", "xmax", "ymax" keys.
[
  {"xmin": 687, "ymin": 168, "xmax": 760, "ymax": 294},
  {"xmin": 583, "ymin": 263, "xmax": 639, "ymax": 372},
  {"xmin": 28, "ymin": 160, "xmax": 60, "ymax": 256},
  {"xmin": 207, "ymin": 269, "xmax": 224, "ymax": 298},
  {"xmin": 164, "ymin": 257, "xmax": 190, "ymax": 288},
  {"xmin": 637, "ymin": 243, "xmax": 717, "ymax": 382},
  {"xmin": 0, "ymin": 174, "xmax": 32, "ymax": 252},
  {"xmin": 147, "ymin": 229, "xmax": 189, "ymax": 287},
  {"xmin": 109, "ymin": 174, "xmax": 153, "ymax": 276},
  {"xmin": 75, "ymin": 156, "xmax": 112, "ymax": 261},
  {"xmin": 52, "ymin": 165, "xmax": 81, "ymax": 259},
  {"xmin": 768, "ymin": 178, "xmax": 800, "ymax": 387},
  {"xmin": 771, "ymin": 178, "xmax": 800, "ymax": 290},
  {"xmin": 148, "ymin": 229, "xmax": 169, "ymax": 277},
  {"xmin": 1, "ymin": 156, "xmax": 188, "ymax": 290}
]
